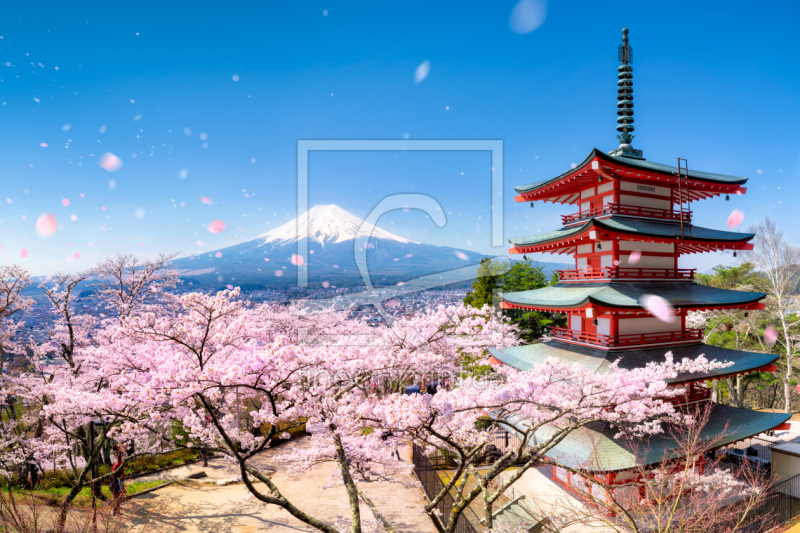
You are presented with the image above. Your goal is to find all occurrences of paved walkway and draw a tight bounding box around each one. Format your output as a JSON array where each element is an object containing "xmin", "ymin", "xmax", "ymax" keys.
[{"xmin": 125, "ymin": 437, "xmax": 436, "ymax": 533}]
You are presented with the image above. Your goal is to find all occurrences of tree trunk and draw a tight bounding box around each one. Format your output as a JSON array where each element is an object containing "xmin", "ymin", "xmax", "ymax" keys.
[
  {"xmin": 483, "ymin": 485, "xmax": 493, "ymax": 530},
  {"xmin": 781, "ymin": 314, "xmax": 794, "ymax": 413},
  {"xmin": 57, "ymin": 461, "xmax": 92, "ymax": 533},
  {"xmin": 332, "ymin": 432, "xmax": 361, "ymax": 533}
]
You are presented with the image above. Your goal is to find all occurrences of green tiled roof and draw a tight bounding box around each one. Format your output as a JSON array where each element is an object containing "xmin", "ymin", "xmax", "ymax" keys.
[
  {"xmin": 514, "ymin": 148, "xmax": 749, "ymax": 195},
  {"xmin": 509, "ymin": 217, "xmax": 754, "ymax": 247},
  {"xmin": 502, "ymin": 403, "xmax": 789, "ymax": 472},
  {"xmin": 499, "ymin": 282, "xmax": 765, "ymax": 309},
  {"xmin": 488, "ymin": 341, "xmax": 779, "ymax": 384}
]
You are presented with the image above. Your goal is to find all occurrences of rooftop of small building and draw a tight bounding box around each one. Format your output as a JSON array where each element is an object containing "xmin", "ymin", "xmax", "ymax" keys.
[
  {"xmin": 501, "ymin": 403, "xmax": 790, "ymax": 472},
  {"xmin": 499, "ymin": 282, "xmax": 765, "ymax": 310},
  {"xmin": 509, "ymin": 216, "xmax": 754, "ymax": 248},
  {"xmin": 514, "ymin": 148, "xmax": 749, "ymax": 195},
  {"xmin": 489, "ymin": 341, "xmax": 779, "ymax": 384}
]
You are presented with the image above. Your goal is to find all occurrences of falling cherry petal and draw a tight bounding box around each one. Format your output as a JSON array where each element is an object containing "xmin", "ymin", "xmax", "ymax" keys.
[
  {"xmin": 74, "ymin": 252, "xmax": 80, "ymax": 259},
  {"xmin": 62, "ymin": 198, "xmax": 70, "ymax": 207},
  {"xmin": 322, "ymin": 281, "xmax": 330, "ymax": 288},
  {"xmin": 640, "ymin": 294, "xmax": 676, "ymax": 323},
  {"xmin": 20, "ymin": 249, "xmax": 28, "ymax": 258},
  {"xmin": 35, "ymin": 213, "xmax": 58, "ymax": 238},
  {"xmin": 98, "ymin": 152, "xmax": 123, "ymax": 172},
  {"xmin": 509, "ymin": 0, "xmax": 547, "ymax": 34},
  {"xmin": 414, "ymin": 61, "xmax": 430, "ymax": 83},
  {"xmin": 199, "ymin": 196, "xmax": 212, "ymax": 205},
  {"xmin": 207, "ymin": 220, "xmax": 226, "ymax": 234},
  {"xmin": 628, "ymin": 251, "xmax": 642, "ymax": 265},
  {"xmin": 765, "ymin": 326, "xmax": 778, "ymax": 346},
  {"xmin": 70, "ymin": 214, "xmax": 77, "ymax": 221},
  {"xmin": 40, "ymin": 143, "xmax": 48, "ymax": 147},
  {"xmin": 727, "ymin": 209, "xmax": 744, "ymax": 229},
  {"xmin": 215, "ymin": 252, "xmax": 223, "ymax": 258},
  {"xmin": 454, "ymin": 250, "xmax": 469, "ymax": 260},
  {"xmin": 274, "ymin": 270, "xmax": 284, "ymax": 277},
  {"xmin": 291, "ymin": 254, "xmax": 304, "ymax": 266}
]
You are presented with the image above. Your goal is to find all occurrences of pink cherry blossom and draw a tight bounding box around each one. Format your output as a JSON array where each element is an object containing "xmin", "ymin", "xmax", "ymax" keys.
[
  {"xmin": 61, "ymin": 198, "xmax": 70, "ymax": 207},
  {"xmin": 640, "ymin": 294, "xmax": 676, "ymax": 323},
  {"xmin": 274, "ymin": 270, "xmax": 284, "ymax": 277},
  {"xmin": 70, "ymin": 214, "xmax": 77, "ymax": 221},
  {"xmin": 322, "ymin": 281, "xmax": 330, "ymax": 288},
  {"xmin": 40, "ymin": 142, "xmax": 48, "ymax": 147},
  {"xmin": 207, "ymin": 220, "xmax": 226, "ymax": 233},
  {"xmin": 35, "ymin": 212, "xmax": 58, "ymax": 238},
  {"xmin": 454, "ymin": 250, "xmax": 469, "ymax": 260},
  {"xmin": 98, "ymin": 152, "xmax": 123, "ymax": 172},
  {"xmin": 199, "ymin": 196, "xmax": 212, "ymax": 205},
  {"xmin": 765, "ymin": 325, "xmax": 777, "ymax": 346},
  {"xmin": 727, "ymin": 209, "xmax": 744, "ymax": 228},
  {"xmin": 20, "ymin": 248, "xmax": 28, "ymax": 258},
  {"xmin": 291, "ymin": 254, "xmax": 304, "ymax": 266},
  {"xmin": 629, "ymin": 250, "xmax": 642, "ymax": 265},
  {"xmin": 74, "ymin": 252, "xmax": 81, "ymax": 259},
  {"xmin": 215, "ymin": 252, "xmax": 223, "ymax": 258}
]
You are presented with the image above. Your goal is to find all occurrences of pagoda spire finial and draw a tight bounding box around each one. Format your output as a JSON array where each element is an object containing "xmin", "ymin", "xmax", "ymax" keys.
[{"xmin": 610, "ymin": 27, "xmax": 644, "ymax": 159}]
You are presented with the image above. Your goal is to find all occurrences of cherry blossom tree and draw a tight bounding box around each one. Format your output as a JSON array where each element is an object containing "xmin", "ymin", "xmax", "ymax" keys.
[
  {"xmin": 93, "ymin": 252, "xmax": 181, "ymax": 319},
  {"xmin": 94, "ymin": 285, "xmax": 734, "ymax": 533},
  {"xmin": 0, "ymin": 265, "xmax": 33, "ymax": 375},
  {"xmin": 4, "ymin": 256, "xmax": 182, "ymax": 532}
]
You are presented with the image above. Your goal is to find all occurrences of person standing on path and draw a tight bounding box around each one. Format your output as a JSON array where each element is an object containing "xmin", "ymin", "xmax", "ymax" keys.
[{"xmin": 109, "ymin": 446, "xmax": 127, "ymax": 516}]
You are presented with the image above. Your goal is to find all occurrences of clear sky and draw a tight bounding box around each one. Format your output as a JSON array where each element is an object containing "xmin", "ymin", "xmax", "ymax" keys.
[{"xmin": 1, "ymin": 0, "xmax": 798, "ymax": 276}]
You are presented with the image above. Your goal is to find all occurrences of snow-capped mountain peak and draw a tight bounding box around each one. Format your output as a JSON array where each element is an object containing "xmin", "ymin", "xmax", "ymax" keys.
[{"xmin": 256, "ymin": 204, "xmax": 417, "ymax": 246}]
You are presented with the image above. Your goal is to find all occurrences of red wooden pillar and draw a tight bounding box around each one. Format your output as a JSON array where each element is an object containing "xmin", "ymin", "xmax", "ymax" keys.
[
  {"xmin": 609, "ymin": 311, "xmax": 618, "ymax": 341},
  {"xmin": 605, "ymin": 472, "xmax": 616, "ymax": 508}
]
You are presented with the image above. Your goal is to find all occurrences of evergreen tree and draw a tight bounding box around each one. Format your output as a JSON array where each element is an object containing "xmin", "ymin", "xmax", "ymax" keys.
[
  {"xmin": 463, "ymin": 257, "xmax": 504, "ymax": 308},
  {"xmin": 498, "ymin": 258, "xmax": 563, "ymax": 342}
]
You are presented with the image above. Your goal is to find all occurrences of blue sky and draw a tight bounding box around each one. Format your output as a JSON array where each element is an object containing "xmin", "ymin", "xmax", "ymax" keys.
[{"xmin": 1, "ymin": 0, "xmax": 798, "ymax": 275}]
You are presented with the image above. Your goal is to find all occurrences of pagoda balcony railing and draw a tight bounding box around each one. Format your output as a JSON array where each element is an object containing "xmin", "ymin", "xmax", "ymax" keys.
[
  {"xmin": 551, "ymin": 327, "xmax": 703, "ymax": 348},
  {"xmin": 561, "ymin": 202, "xmax": 692, "ymax": 226},
  {"xmin": 558, "ymin": 267, "xmax": 696, "ymax": 282}
]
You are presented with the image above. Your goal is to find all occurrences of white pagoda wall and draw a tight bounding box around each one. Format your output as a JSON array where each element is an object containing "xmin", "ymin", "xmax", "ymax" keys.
[{"xmin": 618, "ymin": 317, "xmax": 680, "ymax": 335}]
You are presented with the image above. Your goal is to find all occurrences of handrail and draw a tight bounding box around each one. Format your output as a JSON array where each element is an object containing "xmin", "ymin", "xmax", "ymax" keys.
[
  {"xmin": 562, "ymin": 202, "xmax": 692, "ymax": 225},
  {"xmin": 558, "ymin": 267, "xmax": 696, "ymax": 281},
  {"xmin": 551, "ymin": 327, "xmax": 703, "ymax": 348}
]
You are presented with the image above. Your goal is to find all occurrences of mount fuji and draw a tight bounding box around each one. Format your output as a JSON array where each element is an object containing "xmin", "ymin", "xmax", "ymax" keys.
[{"xmin": 170, "ymin": 205, "xmax": 490, "ymax": 289}]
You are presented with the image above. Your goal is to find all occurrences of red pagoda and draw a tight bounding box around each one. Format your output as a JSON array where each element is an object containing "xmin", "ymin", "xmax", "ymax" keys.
[{"xmin": 489, "ymin": 28, "xmax": 790, "ymax": 492}]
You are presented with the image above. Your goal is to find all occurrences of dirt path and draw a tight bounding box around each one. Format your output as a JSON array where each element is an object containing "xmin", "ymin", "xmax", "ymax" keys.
[{"xmin": 123, "ymin": 437, "xmax": 436, "ymax": 532}]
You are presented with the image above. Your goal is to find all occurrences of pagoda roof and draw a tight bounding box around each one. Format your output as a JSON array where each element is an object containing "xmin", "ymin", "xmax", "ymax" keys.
[
  {"xmin": 502, "ymin": 403, "xmax": 789, "ymax": 472},
  {"xmin": 515, "ymin": 148, "xmax": 749, "ymax": 196},
  {"xmin": 499, "ymin": 282, "xmax": 765, "ymax": 311},
  {"xmin": 509, "ymin": 217, "xmax": 754, "ymax": 255},
  {"xmin": 488, "ymin": 341, "xmax": 779, "ymax": 384}
]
